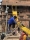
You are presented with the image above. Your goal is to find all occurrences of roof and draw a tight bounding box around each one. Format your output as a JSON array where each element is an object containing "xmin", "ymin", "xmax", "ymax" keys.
[{"xmin": 2, "ymin": 0, "xmax": 30, "ymax": 6}]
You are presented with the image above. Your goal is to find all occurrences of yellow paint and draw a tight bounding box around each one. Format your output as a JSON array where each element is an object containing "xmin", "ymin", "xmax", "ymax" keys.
[
  {"xmin": 12, "ymin": 11, "xmax": 17, "ymax": 16},
  {"xmin": 21, "ymin": 27, "xmax": 30, "ymax": 34},
  {"xmin": 12, "ymin": 11, "xmax": 18, "ymax": 21}
]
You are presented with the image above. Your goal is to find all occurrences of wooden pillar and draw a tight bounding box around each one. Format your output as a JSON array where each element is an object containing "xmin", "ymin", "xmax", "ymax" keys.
[
  {"xmin": 29, "ymin": 21, "xmax": 30, "ymax": 28},
  {"xmin": 2, "ymin": 22, "xmax": 5, "ymax": 33}
]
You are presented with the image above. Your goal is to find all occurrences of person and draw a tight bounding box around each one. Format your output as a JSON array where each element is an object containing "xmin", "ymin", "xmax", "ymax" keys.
[
  {"xmin": 19, "ymin": 31, "xmax": 28, "ymax": 40},
  {"xmin": 8, "ymin": 16, "xmax": 17, "ymax": 32}
]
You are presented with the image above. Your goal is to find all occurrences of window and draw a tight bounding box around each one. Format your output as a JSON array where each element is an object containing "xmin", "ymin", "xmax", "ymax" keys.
[
  {"xmin": 2, "ymin": 15, "xmax": 6, "ymax": 21},
  {"xmin": 0, "ymin": 15, "xmax": 2, "ymax": 17},
  {"xmin": 17, "ymin": 6, "xmax": 30, "ymax": 13},
  {"xmin": 20, "ymin": 16, "xmax": 23, "ymax": 18},
  {"xmin": 27, "ymin": 15, "xmax": 30, "ymax": 18},
  {"xmin": 17, "ymin": 6, "xmax": 26, "ymax": 13},
  {"xmin": 3, "ymin": 15, "xmax": 6, "ymax": 18},
  {"xmin": 2, "ymin": 6, "xmax": 6, "ymax": 12},
  {"xmin": 17, "ymin": 6, "xmax": 20, "ymax": 13},
  {"xmin": 0, "ymin": 5, "xmax": 1, "ymax": 8},
  {"xmin": 13, "ymin": 6, "xmax": 15, "ymax": 11},
  {"xmin": 8, "ymin": 6, "xmax": 12, "ymax": 13}
]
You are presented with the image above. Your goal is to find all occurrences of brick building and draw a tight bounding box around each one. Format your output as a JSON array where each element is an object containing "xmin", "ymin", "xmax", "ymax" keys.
[{"xmin": 0, "ymin": 0, "xmax": 30, "ymax": 32}]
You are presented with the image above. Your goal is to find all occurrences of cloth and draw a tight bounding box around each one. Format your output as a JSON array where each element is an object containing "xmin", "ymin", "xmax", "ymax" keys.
[{"xmin": 19, "ymin": 32, "xmax": 27, "ymax": 40}]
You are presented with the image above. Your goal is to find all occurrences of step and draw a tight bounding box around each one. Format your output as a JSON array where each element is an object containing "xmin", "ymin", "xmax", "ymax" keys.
[
  {"xmin": 3, "ymin": 36, "xmax": 19, "ymax": 40},
  {"xmin": 3, "ymin": 33, "xmax": 20, "ymax": 40}
]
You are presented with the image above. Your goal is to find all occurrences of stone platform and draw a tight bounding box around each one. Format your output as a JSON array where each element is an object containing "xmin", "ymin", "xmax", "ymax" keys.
[{"xmin": 3, "ymin": 33, "xmax": 20, "ymax": 40}]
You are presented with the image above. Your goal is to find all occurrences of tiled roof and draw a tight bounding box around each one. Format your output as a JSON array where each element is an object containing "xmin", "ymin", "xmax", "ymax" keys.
[{"xmin": 2, "ymin": 0, "xmax": 30, "ymax": 6}]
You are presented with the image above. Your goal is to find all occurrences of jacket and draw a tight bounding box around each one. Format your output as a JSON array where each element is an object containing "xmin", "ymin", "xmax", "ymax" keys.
[{"xmin": 8, "ymin": 17, "xmax": 16, "ymax": 25}]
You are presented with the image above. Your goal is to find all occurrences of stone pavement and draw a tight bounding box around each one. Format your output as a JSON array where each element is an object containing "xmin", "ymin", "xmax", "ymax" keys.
[{"xmin": 3, "ymin": 33, "xmax": 20, "ymax": 40}]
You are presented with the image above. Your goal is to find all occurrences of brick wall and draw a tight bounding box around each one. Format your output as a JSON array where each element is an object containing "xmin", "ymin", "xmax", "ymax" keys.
[{"xmin": 2, "ymin": 0, "xmax": 30, "ymax": 6}]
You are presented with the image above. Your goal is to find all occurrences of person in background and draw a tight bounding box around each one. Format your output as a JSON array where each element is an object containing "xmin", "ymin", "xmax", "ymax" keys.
[
  {"xmin": 19, "ymin": 31, "xmax": 28, "ymax": 40},
  {"xmin": 8, "ymin": 16, "xmax": 17, "ymax": 33}
]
